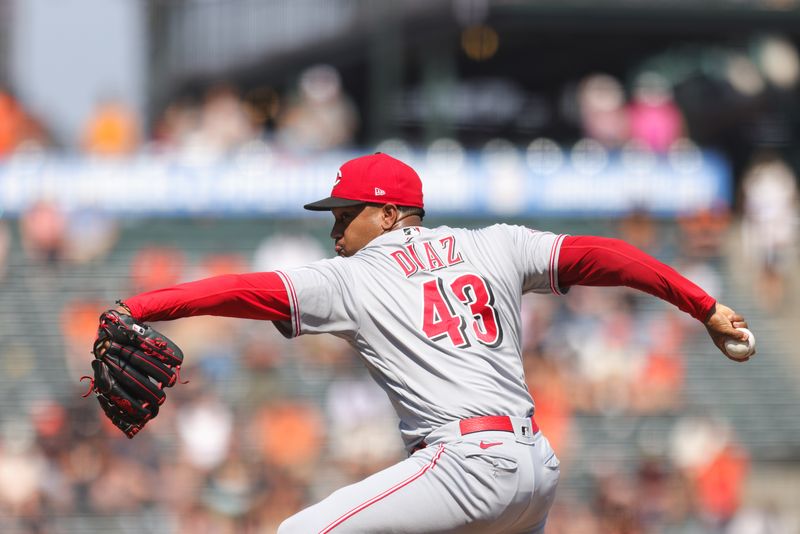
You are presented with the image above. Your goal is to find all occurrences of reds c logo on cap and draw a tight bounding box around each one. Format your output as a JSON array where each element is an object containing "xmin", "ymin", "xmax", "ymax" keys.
[{"xmin": 303, "ymin": 153, "xmax": 424, "ymax": 211}]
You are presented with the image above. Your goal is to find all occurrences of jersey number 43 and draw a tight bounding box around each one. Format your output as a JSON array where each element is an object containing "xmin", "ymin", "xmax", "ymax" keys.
[{"xmin": 421, "ymin": 274, "xmax": 502, "ymax": 348}]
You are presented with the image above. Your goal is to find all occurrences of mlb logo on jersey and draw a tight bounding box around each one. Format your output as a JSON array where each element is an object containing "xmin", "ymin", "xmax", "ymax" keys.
[{"xmin": 402, "ymin": 227, "xmax": 422, "ymax": 242}]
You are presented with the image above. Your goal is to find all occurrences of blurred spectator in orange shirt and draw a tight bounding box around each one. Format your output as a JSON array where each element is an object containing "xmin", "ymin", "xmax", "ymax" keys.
[
  {"xmin": 60, "ymin": 298, "xmax": 108, "ymax": 378},
  {"xmin": 632, "ymin": 312, "xmax": 686, "ymax": 414},
  {"xmin": 524, "ymin": 348, "xmax": 574, "ymax": 460},
  {"xmin": 82, "ymin": 97, "xmax": 140, "ymax": 155},
  {"xmin": 694, "ymin": 443, "xmax": 749, "ymax": 525},
  {"xmin": 0, "ymin": 88, "xmax": 48, "ymax": 156},
  {"xmin": 255, "ymin": 401, "xmax": 324, "ymax": 475},
  {"xmin": 129, "ymin": 246, "xmax": 185, "ymax": 293},
  {"xmin": 670, "ymin": 416, "xmax": 749, "ymax": 526},
  {"xmin": 0, "ymin": 88, "xmax": 27, "ymax": 156}
]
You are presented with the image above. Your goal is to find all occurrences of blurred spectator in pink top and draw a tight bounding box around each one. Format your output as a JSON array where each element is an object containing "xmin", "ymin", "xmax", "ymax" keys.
[
  {"xmin": 130, "ymin": 246, "xmax": 185, "ymax": 293},
  {"xmin": 628, "ymin": 72, "xmax": 684, "ymax": 152},
  {"xmin": 20, "ymin": 199, "xmax": 67, "ymax": 264}
]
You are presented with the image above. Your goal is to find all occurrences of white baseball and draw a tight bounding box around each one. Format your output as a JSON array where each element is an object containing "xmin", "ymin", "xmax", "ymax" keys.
[{"xmin": 724, "ymin": 327, "xmax": 755, "ymax": 360}]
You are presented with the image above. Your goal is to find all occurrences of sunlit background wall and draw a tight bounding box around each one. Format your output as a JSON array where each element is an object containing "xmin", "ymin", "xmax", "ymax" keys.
[{"xmin": 1, "ymin": 1, "xmax": 800, "ymax": 533}]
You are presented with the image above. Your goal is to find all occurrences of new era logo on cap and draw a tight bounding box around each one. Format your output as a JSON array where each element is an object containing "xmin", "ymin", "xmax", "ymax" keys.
[{"xmin": 303, "ymin": 153, "xmax": 424, "ymax": 211}]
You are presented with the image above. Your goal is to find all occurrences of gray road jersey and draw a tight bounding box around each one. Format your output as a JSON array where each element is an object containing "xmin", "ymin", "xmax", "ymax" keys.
[{"xmin": 275, "ymin": 224, "xmax": 567, "ymax": 450}]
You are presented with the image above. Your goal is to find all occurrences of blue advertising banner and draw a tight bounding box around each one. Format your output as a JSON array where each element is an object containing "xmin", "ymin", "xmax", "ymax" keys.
[{"xmin": 0, "ymin": 147, "xmax": 730, "ymax": 218}]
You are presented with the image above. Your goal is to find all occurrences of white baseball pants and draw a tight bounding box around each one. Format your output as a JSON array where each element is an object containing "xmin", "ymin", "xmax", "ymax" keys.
[{"xmin": 278, "ymin": 418, "xmax": 560, "ymax": 534}]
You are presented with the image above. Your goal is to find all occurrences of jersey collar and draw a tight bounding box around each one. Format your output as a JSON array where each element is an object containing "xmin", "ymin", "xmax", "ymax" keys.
[{"xmin": 364, "ymin": 226, "xmax": 427, "ymax": 249}]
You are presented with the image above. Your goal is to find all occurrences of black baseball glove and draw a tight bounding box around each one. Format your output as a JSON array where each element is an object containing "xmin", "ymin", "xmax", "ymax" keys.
[{"xmin": 82, "ymin": 309, "xmax": 185, "ymax": 438}]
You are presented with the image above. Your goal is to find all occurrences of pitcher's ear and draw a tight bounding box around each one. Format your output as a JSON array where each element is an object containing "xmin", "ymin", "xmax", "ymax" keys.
[{"xmin": 381, "ymin": 203, "xmax": 399, "ymax": 230}]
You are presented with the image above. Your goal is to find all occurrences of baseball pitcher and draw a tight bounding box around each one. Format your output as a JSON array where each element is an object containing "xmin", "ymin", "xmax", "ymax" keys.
[{"xmin": 84, "ymin": 153, "xmax": 751, "ymax": 533}]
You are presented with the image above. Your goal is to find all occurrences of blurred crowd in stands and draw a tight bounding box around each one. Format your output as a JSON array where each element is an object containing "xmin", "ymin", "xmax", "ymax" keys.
[
  {"xmin": 1, "ymin": 32, "xmax": 799, "ymax": 534},
  {"xmin": 0, "ymin": 62, "xmax": 359, "ymax": 159},
  {"xmin": 0, "ymin": 33, "xmax": 798, "ymax": 166},
  {"xmin": 0, "ymin": 195, "xmax": 797, "ymax": 533}
]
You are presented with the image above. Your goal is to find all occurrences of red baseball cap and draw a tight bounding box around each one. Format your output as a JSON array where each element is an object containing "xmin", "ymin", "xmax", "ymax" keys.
[{"xmin": 304, "ymin": 153, "xmax": 424, "ymax": 211}]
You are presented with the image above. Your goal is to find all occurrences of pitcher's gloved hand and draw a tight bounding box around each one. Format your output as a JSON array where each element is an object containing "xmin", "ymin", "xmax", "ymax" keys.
[{"xmin": 82, "ymin": 309, "xmax": 185, "ymax": 438}]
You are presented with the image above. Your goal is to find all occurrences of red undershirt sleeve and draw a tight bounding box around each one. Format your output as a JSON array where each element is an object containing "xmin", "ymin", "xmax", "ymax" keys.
[
  {"xmin": 557, "ymin": 235, "xmax": 716, "ymax": 322},
  {"xmin": 120, "ymin": 271, "xmax": 292, "ymax": 323}
]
